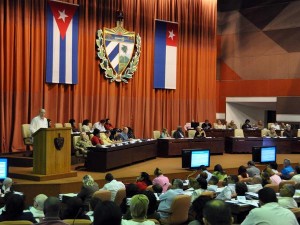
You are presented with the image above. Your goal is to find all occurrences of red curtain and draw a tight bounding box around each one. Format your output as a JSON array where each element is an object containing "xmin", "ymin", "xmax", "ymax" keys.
[{"xmin": 0, "ymin": 0, "xmax": 217, "ymax": 152}]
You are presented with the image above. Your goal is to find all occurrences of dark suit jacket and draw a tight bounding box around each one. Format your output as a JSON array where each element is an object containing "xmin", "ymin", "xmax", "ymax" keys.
[
  {"xmin": 173, "ymin": 131, "xmax": 184, "ymax": 138},
  {"xmin": 0, "ymin": 211, "xmax": 37, "ymax": 223}
]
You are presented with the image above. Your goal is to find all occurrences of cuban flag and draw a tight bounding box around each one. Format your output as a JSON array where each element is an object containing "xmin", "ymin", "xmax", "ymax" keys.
[
  {"xmin": 46, "ymin": 0, "xmax": 79, "ymax": 84},
  {"xmin": 154, "ymin": 20, "xmax": 178, "ymax": 89}
]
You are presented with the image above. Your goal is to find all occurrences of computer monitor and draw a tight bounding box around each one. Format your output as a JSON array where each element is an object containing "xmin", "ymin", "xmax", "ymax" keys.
[
  {"xmin": 252, "ymin": 146, "xmax": 276, "ymax": 164},
  {"xmin": 182, "ymin": 149, "xmax": 210, "ymax": 169},
  {"xmin": 191, "ymin": 122, "xmax": 200, "ymax": 129},
  {"xmin": 0, "ymin": 158, "xmax": 9, "ymax": 181}
]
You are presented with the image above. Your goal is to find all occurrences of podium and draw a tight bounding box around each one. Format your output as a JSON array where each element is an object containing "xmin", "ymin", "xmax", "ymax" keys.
[{"xmin": 27, "ymin": 128, "xmax": 76, "ymax": 181}]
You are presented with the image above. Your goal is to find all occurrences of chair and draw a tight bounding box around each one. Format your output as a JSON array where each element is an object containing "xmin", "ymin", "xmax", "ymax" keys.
[
  {"xmin": 264, "ymin": 183, "xmax": 279, "ymax": 193},
  {"xmin": 234, "ymin": 129, "xmax": 244, "ymax": 137},
  {"xmin": 280, "ymin": 130, "xmax": 284, "ymax": 137},
  {"xmin": 88, "ymin": 122, "xmax": 93, "ymax": 130},
  {"xmin": 93, "ymin": 190, "xmax": 112, "ymax": 201},
  {"xmin": 21, "ymin": 124, "xmax": 32, "ymax": 151},
  {"xmin": 279, "ymin": 180, "xmax": 296, "ymax": 189},
  {"xmin": 54, "ymin": 123, "xmax": 63, "ymax": 128},
  {"xmin": 290, "ymin": 208, "xmax": 300, "ymax": 220},
  {"xmin": 159, "ymin": 195, "xmax": 191, "ymax": 225},
  {"xmin": 78, "ymin": 123, "xmax": 82, "ymax": 132},
  {"xmin": 171, "ymin": 130, "xmax": 176, "ymax": 137},
  {"xmin": 63, "ymin": 219, "xmax": 92, "ymax": 225},
  {"xmin": 153, "ymin": 130, "xmax": 161, "ymax": 139},
  {"xmin": 261, "ymin": 129, "xmax": 269, "ymax": 137},
  {"xmin": 298, "ymin": 130, "xmax": 300, "ymax": 137},
  {"xmin": 114, "ymin": 188, "xmax": 126, "ymax": 206},
  {"xmin": 188, "ymin": 129, "xmax": 196, "ymax": 138},
  {"xmin": 0, "ymin": 221, "xmax": 33, "ymax": 225},
  {"xmin": 201, "ymin": 191, "xmax": 215, "ymax": 199},
  {"xmin": 64, "ymin": 122, "xmax": 71, "ymax": 128}
]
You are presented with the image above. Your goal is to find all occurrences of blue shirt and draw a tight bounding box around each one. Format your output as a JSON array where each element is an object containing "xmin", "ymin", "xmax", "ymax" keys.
[
  {"xmin": 158, "ymin": 189, "xmax": 185, "ymax": 218},
  {"xmin": 281, "ymin": 165, "xmax": 294, "ymax": 177}
]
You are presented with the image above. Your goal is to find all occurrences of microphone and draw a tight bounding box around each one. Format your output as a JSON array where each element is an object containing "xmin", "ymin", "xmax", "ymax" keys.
[{"xmin": 72, "ymin": 207, "xmax": 83, "ymax": 225}]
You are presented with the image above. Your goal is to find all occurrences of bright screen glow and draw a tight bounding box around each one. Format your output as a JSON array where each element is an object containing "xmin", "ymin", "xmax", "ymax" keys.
[
  {"xmin": 0, "ymin": 158, "xmax": 8, "ymax": 180},
  {"xmin": 261, "ymin": 146, "xmax": 276, "ymax": 163},
  {"xmin": 191, "ymin": 150, "xmax": 210, "ymax": 168}
]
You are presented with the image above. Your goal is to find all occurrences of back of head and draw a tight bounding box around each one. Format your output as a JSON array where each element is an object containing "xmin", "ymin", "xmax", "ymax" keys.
[
  {"xmin": 284, "ymin": 159, "xmax": 291, "ymax": 166},
  {"xmin": 208, "ymin": 176, "xmax": 219, "ymax": 185},
  {"xmin": 93, "ymin": 201, "xmax": 122, "ymax": 225},
  {"xmin": 83, "ymin": 174, "xmax": 95, "ymax": 187},
  {"xmin": 130, "ymin": 194, "xmax": 149, "ymax": 219},
  {"xmin": 247, "ymin": 161, "xmax": 255, "ymax": 166},
  {"xmin": 152, "ymin": 184, "xmax": 163, "ymax": 193},
  {"xmin": 172, "ymin": 179, "xmax": 183, "ymax": 189},
  {"xmin": 196, "ymin": 177, "xmax": 208, "ymax": 189},
  {"xmin": 5, "ymin": 194, "xmax": 25, "ymax": 217},
  {"xmin": 63, "ymin": 197, "xmax": 84, "ymax": 219},
  {"xmin": 192, "ymin": 195, "xmax": 212, "ymax": 221},
  {"xmin": 140, "ymin": 190, "xmax": 157, "ymax": 215},
  {"xmin": 3, "ymin": 177, "xmax": 13, "ymax": 187},
  {"xmin": 214, "ymin": 164, "xmax": 223, "ymax": 173},
  {"xmin": 154, "ymin": 168, "xmax": 162, "ymax": 176},
  {"xmin": 280, "ymin": 184, "xmax": 295, "ymax": 197},
  {"xmin": 105, "ymin": 173, "xmax": 114, "ymax": 182},
  {"xmin": 269, "ymin": 162, "xmax": 278, "ymax": 170},
  {"xmin": 43, "ymin": 196, "xmax": 61, "ymax": 217},
  {"xmin": 34, "ymin": 194, "xmax": 48, "ymax": 211},
  {"xmin": 199, "ymin": 165, "xmax": 207, "ymax": 171},
  {"xmin": 93, "ymin": 128, "xmax": 100, "ymax": 135},
  {"xmin": 258, "ymin": 187, "xmax": 277, "ymax": 204},
  {"xmin": 69, "ymin": 118, "xmax": 75, "ymax": 124},
  {"xmin": 203, "ymin": 200, "xmax": 232, "ymax": 225},
  {"xmin": 235, "ymin": 182, "xmax": 248, "ymax": 196},
  {"xmin": 126, "ymin": 183, "xmax": 139, "ymax": 197}
]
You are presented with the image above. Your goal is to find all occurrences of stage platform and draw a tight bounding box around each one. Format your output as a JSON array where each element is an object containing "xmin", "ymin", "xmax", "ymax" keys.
[{"xmin": 7, "ymin": 153, "xmax": 300, "ymax": 206}]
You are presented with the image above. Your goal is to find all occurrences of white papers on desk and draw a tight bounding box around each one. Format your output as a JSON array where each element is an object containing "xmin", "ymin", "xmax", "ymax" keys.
[
  {"xmin": 226, "ymin": 199, "xmax": 259, "ymax": 207},
  {"xmin": 246, "ymin": 192, "xmax": 258, "ymax": 199}
]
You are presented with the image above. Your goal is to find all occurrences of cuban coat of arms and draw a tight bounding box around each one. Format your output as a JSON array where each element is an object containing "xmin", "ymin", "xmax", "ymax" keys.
[{"xmin": 96, "ymin": 15, "xmax": 141, "ymax": 83}]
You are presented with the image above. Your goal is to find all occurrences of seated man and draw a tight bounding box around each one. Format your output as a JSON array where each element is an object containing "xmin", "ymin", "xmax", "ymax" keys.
[
  {"xmin": 101, "ymin": 130, "xmax": 114, "ymax": 145},
  {"xmin": 75, "ymin": 132, "xmax": 93, "ymax": 156},
  {"xmin": 93, "ymin": 119, "xmax": 106, "ymax": 132},
  {"xmin": 246, "ymin": 161, "xmax": 260, "ymax": 177},
  {"xmin": 157, "ymin": 179, "xmax": 185, "ymax": 219},
  {"xmin": 241, "ymin": 187, "xmax": 298, "ymax": 225},
  {"xmin": 203, "ymin": 200, "xmax": 233, "ymax": 225},
  {"xmin": 91, "ymin": 128, "xmax": 104, "ymax": 146},
  {"xmin": 115, "ymin": 127, "xmax": 130, "ymax": 141},
  {"xmin": 101, "ymin": 173, "xmax": 125, "ymax": 201},
  {"xmin": 255, "ymin": 120, "xmax": 264, "ymax": 130},
  {"xmin": 173, "ymin": 126, "xmax": 184, "ymax": 138},
  {"xmin": 201, "ymin": 120, "xmax": 212, "ymax": 130},
  {"xmin": 279, "ymin": 159, "xmax": 294, "ymax": 180},
  {"xmin": 278, "ymin": 184, "xmax": 298, "ymax": 209},
  {"xmin": 194, "ymin": 126, "xmax": 206, "ymax": 139},
  {"xmin": 227, "ymin": 120, "xmax": 237, "ymax": 129},
  {"xmin": 265, "ymin": 127, "xmax": 278, "ymax": 138},
  {"xmin": 30, "ymin": 194, "xmax": 48, "ymax": 218},
  {"xmin": 283, "ymin": 124, "xmax": 293, "ymax": 137},
  {"xmin": 241, "ymin": 119, "xmax": 252, "ymax": 129},
  {"xmin": 271, "ymin": 122, "xmax": 281, "ymax": 130}
]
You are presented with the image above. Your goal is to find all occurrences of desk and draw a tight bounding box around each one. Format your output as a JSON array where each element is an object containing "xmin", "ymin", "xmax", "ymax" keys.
[
  {"xmin": 86, "ymin": 140, "xmax": 157, "ymax": 172},
  {"xmin": 157, "ymin": 138, "xmax": 224, "ymax": 157},
  {"xmin": 263, "ymin": 137, "xmax": 300, "ymax": 154}
]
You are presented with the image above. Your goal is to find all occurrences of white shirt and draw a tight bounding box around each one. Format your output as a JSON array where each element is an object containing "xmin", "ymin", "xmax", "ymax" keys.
[
  {"xmin": 93, "ymin": 122, "xmax": 106, "ymax": 132},
  {"xmin": 292, "ymin": 174, "xmax": 300, "ymax": 183},
  {"xmin": 241, "ymin": 202, "xmax": 298, "ymax": 225},
  {"xmin": 278, "ymin": 197, "xmax": 298, "ymax": 209},
  {"xmin": 30, "ymin": 116, "xmax": 48, "ymax": 134},
  {"xmin": 122, "ymin": 220, "xmax": 155, "ymax": 225},
  {"xmin": 247, "ymin": 184, "xmax": 263, "ymax": 193},
  {"xmin": 101, "ymin": 179, "xmax": 125, "ymax": 201}
]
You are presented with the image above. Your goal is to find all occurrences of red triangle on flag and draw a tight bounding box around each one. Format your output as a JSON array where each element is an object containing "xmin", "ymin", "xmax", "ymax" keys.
[{"xmin": 48, "ymin": 0, "xmax": 78, "ymax": 39}]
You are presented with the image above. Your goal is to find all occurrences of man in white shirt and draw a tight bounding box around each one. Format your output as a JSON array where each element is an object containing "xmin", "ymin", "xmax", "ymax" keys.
[
  {"xmin": 30, "ymin": 109, "xmax": 48, "ymax": 135},
  {"xmin": 241, "ymin": 187, "xmax": 298, "ymax": 225},
  {"xmin": 93, "ymin": 119, "xmax": 106, "ymax": 132},
  {"xmin": 278, "ymin": 184, "xmax": 298, "ymax": 209},
  {"xmin": 101, "ymin": 173, "xmax": 125, "ymax": 201}
]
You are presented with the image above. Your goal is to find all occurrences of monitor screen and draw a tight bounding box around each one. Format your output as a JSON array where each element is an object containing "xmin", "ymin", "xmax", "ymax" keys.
[
  {"xmin": 0, "ymin": 158, "xmax": 8, "ymax": 180},
  {"xmin": 191, "ymin": 149, "xmax": 210, "ymax": 168},
  {"xmin": 261, "ymin": 146, "xmax": 276, "ymax": 163}
]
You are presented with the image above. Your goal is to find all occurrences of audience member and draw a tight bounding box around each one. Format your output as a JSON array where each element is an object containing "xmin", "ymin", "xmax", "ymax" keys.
[
  {"xmin": 194, "ymin": 126, "xmax": 206, "ymax": 138},
  {"xmin": 120, "ymin": 184, "xmax": 139, "ymax": 214},
  {"xmin": 158, "ymin": 179, "xmax": 185, "ymax": 219},
  {"xmin": 104, "ymin": 118, "xmax": 114, "ymax": 130},
  {"xmin": 278, "ymin": 184, "xmax": 298, "ymax": 209},
  {"xmin": 235, "ymin": 182, "xmax": 248, "ymax": 196},
  {"xmin": 30, "ymin": 108, "xmax": 48, "ymax": 134},
  {"xmin": 122, "ymin": 194, "xmax": 155, "ymax": 225},
  {"xmin": 283, "ymin": 124, "xmax": 293, "ymax": 137},
  {"xmin": 69, "ymin": 118, "xmax": 79, "ymax": 132},
  {"xmin": 173, "ymin": 126, "xmax": 185, "ymax": 138},
  {"xmin": 212, "ymin": 164, "xmax": 227, "ymax": 181},
  {"xmin": 93, "ymin": 119, "xmax": 106, "ymax": 132},
  {"xmin": 152, "ymin": 184, "xmax": 163, "ymax": 194},
  {"xmin": 94, "ymin": 201, "xmax": 122, "ymax": 225},
  {"xmin": 246, "ymin": 176, "xmax": 263, "ymax": 193},
  {"xmin": 292, "ymin": 165, "xmax": 300, "ymax": 183},
  {"xmin": 268, "ymin": 162, "xmax": 279, "ymax": 174},
  {"xmin": 214, "ymin": 120, "xmax": 225, "ymax": 129},
  {"xmin": 61, "ymin": 197, "xmax": 90, "ymax": 220},
  {"xmin": 101, "ymin": 173, "xmax": 125, "ymax": 201},
  {"xmin": 152, "ymin": 168, "xmax": 170, "ymax": 193},
  {"xmin": 265, "ymin": 167, "xmax": 281, "ymax": 185},
  {"xmin": 0, "ymin": 193, "xmax": 36, "ymax": 222},
  {"xmin": 188, "ymin": 195, "xmax": 211, "ymax": 225},
  {"xmin": 77, "ymin": 175, "xmax": 99, "ymax": 210},
  {"xmin": 136, "ymin": 172, "xmax": 152, "ymax": 191},
  {"xmin": 30, "ymin": 194, "xmax": 48, "ymax": 218},
  {"xmin": 160, "ymin": 128, "xmax": 170, "ymax": 138},
  {"xmin": 203, "ymin": 200, "xmax": 233, "ymax": 225},
  {"xmin": 261, "ymin": 172, "xmax": 272, "ymax": 187},
  {"xmin": 280, "ymin": 159, "xmax": 294, "ymax": 180},
  {"xmin": 201, "ymin": 120, "xmax": 212, "ymax": 130},
  {"xmin": 246, "ymin": 161, "xmax": 260, "ymax": 177},
  {"xmin": 216, "ymin": 175, "xmax": 238, "ymax": 200},
  {"xmin": 196, "ymin": 165, "xmax": 212, "ymax": 182},
  {"xmin": 81, "ymin": 119, "xmax": 91, "ymax": 132},
  {"xmin": 191, "ymin": 177, "xmax": 208, "ymax": 202},
  {"xmin": 36, "ymin": 196, "xmax": 66, "ymax": 225},
  {"xmin": 227, "ymin": 120, "xmax": 237, "ymax": 129},
  {"xmin": 238, "ymin": 166, "xmax": 250, "ymax": 182},
  {"xmin": 207, "ymin": 176, "xmax": 219, "ymax": 192},
  {"xmin": 47, "ymin": 119, "xmax": 52, "ymax": 128},
  {"xmin": 1, "ymin": 177, "xmax": 13, "ymax": 194},
  {"xmin": 91, "ymin": 128, "xmax": 104, "ymax": 146},
  {"xmin": 241, "ymin": 187, "xmax": 298, "ymax": 225},
  {"xmin": 241, "ymin": 119, "xmax": 251, "ymax": 129}
]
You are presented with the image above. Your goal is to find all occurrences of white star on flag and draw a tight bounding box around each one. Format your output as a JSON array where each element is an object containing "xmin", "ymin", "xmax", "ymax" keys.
[
  {"xmin": 58, "ymin": 9, "xmax": 68, "ymax": 22},
  {"xmin": 168, "ymin": 30, "xmax": 175, "ymax": 40}
]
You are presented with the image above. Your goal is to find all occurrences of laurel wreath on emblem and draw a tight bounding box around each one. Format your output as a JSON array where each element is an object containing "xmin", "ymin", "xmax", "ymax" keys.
[{"xmin": 96, "ymin": 30, "xmax": 141, "ymax": 83}]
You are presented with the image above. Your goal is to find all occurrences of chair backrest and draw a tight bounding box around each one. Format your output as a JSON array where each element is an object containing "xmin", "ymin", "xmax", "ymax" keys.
[
  {"xmin": 280, "ymin": 130, "xmax": 284, "ymax": 137},
  {"xmin": 89, "ymin": 134, "xmax": 94, "ymax": 139},
  {"xmin": 0, "ymin": 221, "xmax": 33, "ymax": 225},
  {"xmin": 290, "ymin": 208, "xmax": 300, "ymax": 219},
  {"xmin": 64, "ymin": 123, "xmax": 72, "ymax": 128},
  {"xmin": 298, "ymin": 130, "xmax": 300, "ymax": 137},
  {"xmin": 171, "ymin": 130, "xmax": 176, "ymax": 137},
  {"xmin": 234, "ymin": 129, "xmax": 244, "ymax": 137},
  {"xmin": 279, "ymin": 180, "xmax": 296, "ymax": 189},
  {"xmin": 201, "ymin": 191, "xmax": 215, "ymax": 199},
  {"xmin": 63, "ymin": 219, "xmax": 92, "ymax": 225},
  {"xmin": 114, "ymin": 188, "xmax": 126, "ymax": 206},
  {"xmin": 261, "ymin": 129, "xmax": 269, "ymax": 137},
  {"xmin": 73, "ymin": 136, "xmax": 81, "ymax": 148},
  {"xmin": 88, "ymin": 122, "xmax": 93, "ymax": 130},
  {"xmin": 93, "ymin": 190, "xmax": 112, "ymax": 201},
  {"xmin": 168, "ymin": 195, "xmax": 191, "ymax": 224},
  {"xmin": 264, "ymin": 183, "xmax": 279, "ymax": 193},
  {"xmin": 21, "ymin": 124, "xmax": 31, "ymax": 139},
  {"xmin": 188, "ymin": 129, "xmax": 196, "ymax": 138},
  {"xmin": 54, "ymin": 123, "xmax": 63, "ymax": 128},
  {"xmin": 153, "ymin": 130, "xmax": 161, "ymax": 139}
]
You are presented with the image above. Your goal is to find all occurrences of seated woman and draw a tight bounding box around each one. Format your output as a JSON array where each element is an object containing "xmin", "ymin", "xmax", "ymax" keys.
[
  {"xmin": 0, "ymin": 193, "xmax": 36, "ymax": 222},
  {"xmin": 261, "ymin": 172, "xmax": 272, "ymax": 187},
  {"xmin": 238, "ymin": 166, "xmax": 250, "ymax": 182},
  {"xmin": 61, "ymin": 197, "xmax": 90, "ymax": 220},
  {"xmin": 213, "ymin": 120, "xmax": 225, "ymax": 129},
  {"xmin": 91, "ymin": 128, "xmax": 104, "ymax": 146},
  {"xmin": 122, "ymin": 194, "xmax": 155, "ymax": 225},
  {"xmin": 152, "ymin": 168, "xmax": 170, "ymax": 193},
  {"xmin": 194, "ymin": 126, "xmax": 206, "ymax": 139},
  {"xmin": 69, "ymin": 118, "xmax": 79, "ymax": 132},
  {"xmin": 212, "ymin": 164, "xmax": 227, "ymax": 181},
  {"xmin": 136, "ymin": 172, "xmax": 152, "ymax": 191},
  {"xmin": 81, "ymin": 119, "xmax": 91, "ymax": 132},
  {"xmin": 265, "ymin": 168, "xmax": 281, "ymax": 185},
  {"xmin": 159, "ymin": 128, "xmax": 170, "ymax": 138},
  {"xmin": 75, "ymin": 132, "xmax": 93, "ymax": 156},
  {"xmin": 77, "ymin": 175, "xmax": 99, "ymax": 211},
  {"xmin": 265, "ymin": 127, "xmax": 278, "ymax": 138}
]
